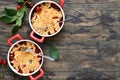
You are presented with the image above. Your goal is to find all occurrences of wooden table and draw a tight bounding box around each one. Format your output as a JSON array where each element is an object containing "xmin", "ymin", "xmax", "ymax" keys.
[{"xmin": 0, "ymin": 0, "xmax": 120, "ymax": 80}]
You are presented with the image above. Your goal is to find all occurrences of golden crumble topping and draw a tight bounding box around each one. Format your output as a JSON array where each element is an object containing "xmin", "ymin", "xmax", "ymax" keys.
[
  {"xmin": 9, "ymin": 41, "xmax": 42, "ymax": 74},
  {"xmin": 31, "ymin": 2, "xmax": 63, "ymax": 35}
]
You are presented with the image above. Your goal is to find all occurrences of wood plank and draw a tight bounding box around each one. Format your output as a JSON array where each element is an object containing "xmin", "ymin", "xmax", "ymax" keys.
[{"xmin": 0, "ymin": 0, "xmax": 120, "ymax": 80}]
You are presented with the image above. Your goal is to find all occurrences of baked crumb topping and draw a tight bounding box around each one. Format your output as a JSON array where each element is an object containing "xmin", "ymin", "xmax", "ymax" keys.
[
  {"xmin": 9, "ymin": 41, "xmax": 42, "ymax": 74},
  {"xmin": 31, "ymin": 2, "xmax": 63, "ymax": 35}
]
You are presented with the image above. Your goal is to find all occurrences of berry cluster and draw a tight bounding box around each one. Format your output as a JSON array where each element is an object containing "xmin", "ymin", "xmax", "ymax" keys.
[
  {"xmin": 17, "ymin": 0, "xmax": 42, "ymax": 13},
  {"xmin": 0, "ymin": 59, "xmax": 7, "ymax": 65},
  {"xmin": 17, "ymin": 0, "xmax": 34, "ymax": 10}
]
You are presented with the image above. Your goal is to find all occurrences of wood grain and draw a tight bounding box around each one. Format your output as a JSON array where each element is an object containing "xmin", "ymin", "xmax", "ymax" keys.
[{"xmin": 0, "ymin": 0, "xmax": 120, "ymax": 80}]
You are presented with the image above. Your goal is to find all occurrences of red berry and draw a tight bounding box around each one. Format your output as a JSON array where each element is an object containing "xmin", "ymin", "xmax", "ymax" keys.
[
  {"xmin": 17, "ymin": 5, "xmax": 22, "ymax": 10},
  {"xmin": 35, "ymin": 6, "xmax": 41, "ymax": 12},
  {"xmin": 2, "ymin": 60, "xmax": 7, "ymax": 65},
  {"xmin": 0, "ymin": 59, "xmax": 2, "ymax": 64}
]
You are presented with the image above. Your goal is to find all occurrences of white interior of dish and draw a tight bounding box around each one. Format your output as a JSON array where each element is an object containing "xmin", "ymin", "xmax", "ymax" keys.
[
  {"xmin": 7, "ymin": 40, "xmax": 43, "ymax": 76},
  {"xmin": 29, "ymin": 1, "xmax": 65, "ymax": 37}
]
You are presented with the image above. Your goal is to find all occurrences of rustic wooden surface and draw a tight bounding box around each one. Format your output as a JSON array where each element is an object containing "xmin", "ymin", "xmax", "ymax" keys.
[{"xmin": 0, "ymin": 0, "xmax": 120, "ymax": 80}]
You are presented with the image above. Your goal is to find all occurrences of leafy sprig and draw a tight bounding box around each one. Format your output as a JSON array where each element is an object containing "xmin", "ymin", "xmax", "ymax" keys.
[
  {"xmin": 0, "ymin": 0, "xmax": 33, "ymax": 34},
  {"xmin": 12, "ymin": 5, "xmax": 27, "ymax": 34}
]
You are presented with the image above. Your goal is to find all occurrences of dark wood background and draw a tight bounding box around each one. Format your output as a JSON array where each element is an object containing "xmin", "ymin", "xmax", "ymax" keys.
[{"xmin": 0, "ymin": 0, "xmax": 120, "ymax": 80}]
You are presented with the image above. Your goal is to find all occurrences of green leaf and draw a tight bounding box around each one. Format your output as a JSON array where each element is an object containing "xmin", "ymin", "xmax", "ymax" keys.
[
  {"xmin": 0, "ymin": 15, "xmax": 17, "ymax": 24},
  {"xmin": 49, "ymin": 46, "xmax": 60, "ymax": 61},
  {"xmin": 17, "ymin": 0, "xmax": 24, "ymax": 3},
  {"xmin": 12, "ymin": 25, "xmax": 20, "ymax": 34},
  {"xmin": 16, "ymin": 15, "xmax": 22, "ymax": 26},
  {"xmin": 16, "ymin": 18, "xmax": 22, "ymax": 26},
  {"xmin": 16, "ymin": 10, "xmax": 24, "ymax": 26},
  {"xmin": 2, "ymin": 8, "xmax": 17, "ymax": 16}
]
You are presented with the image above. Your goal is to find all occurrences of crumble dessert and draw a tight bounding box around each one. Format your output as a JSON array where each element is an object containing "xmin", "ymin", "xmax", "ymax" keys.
[
  {"xmin": 31, "ymin": 2, "xmax": 63, "ymax": 35},
  {"xmin": 9, "ymin": 41, "xmax": 42, "ymax": 74}
]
